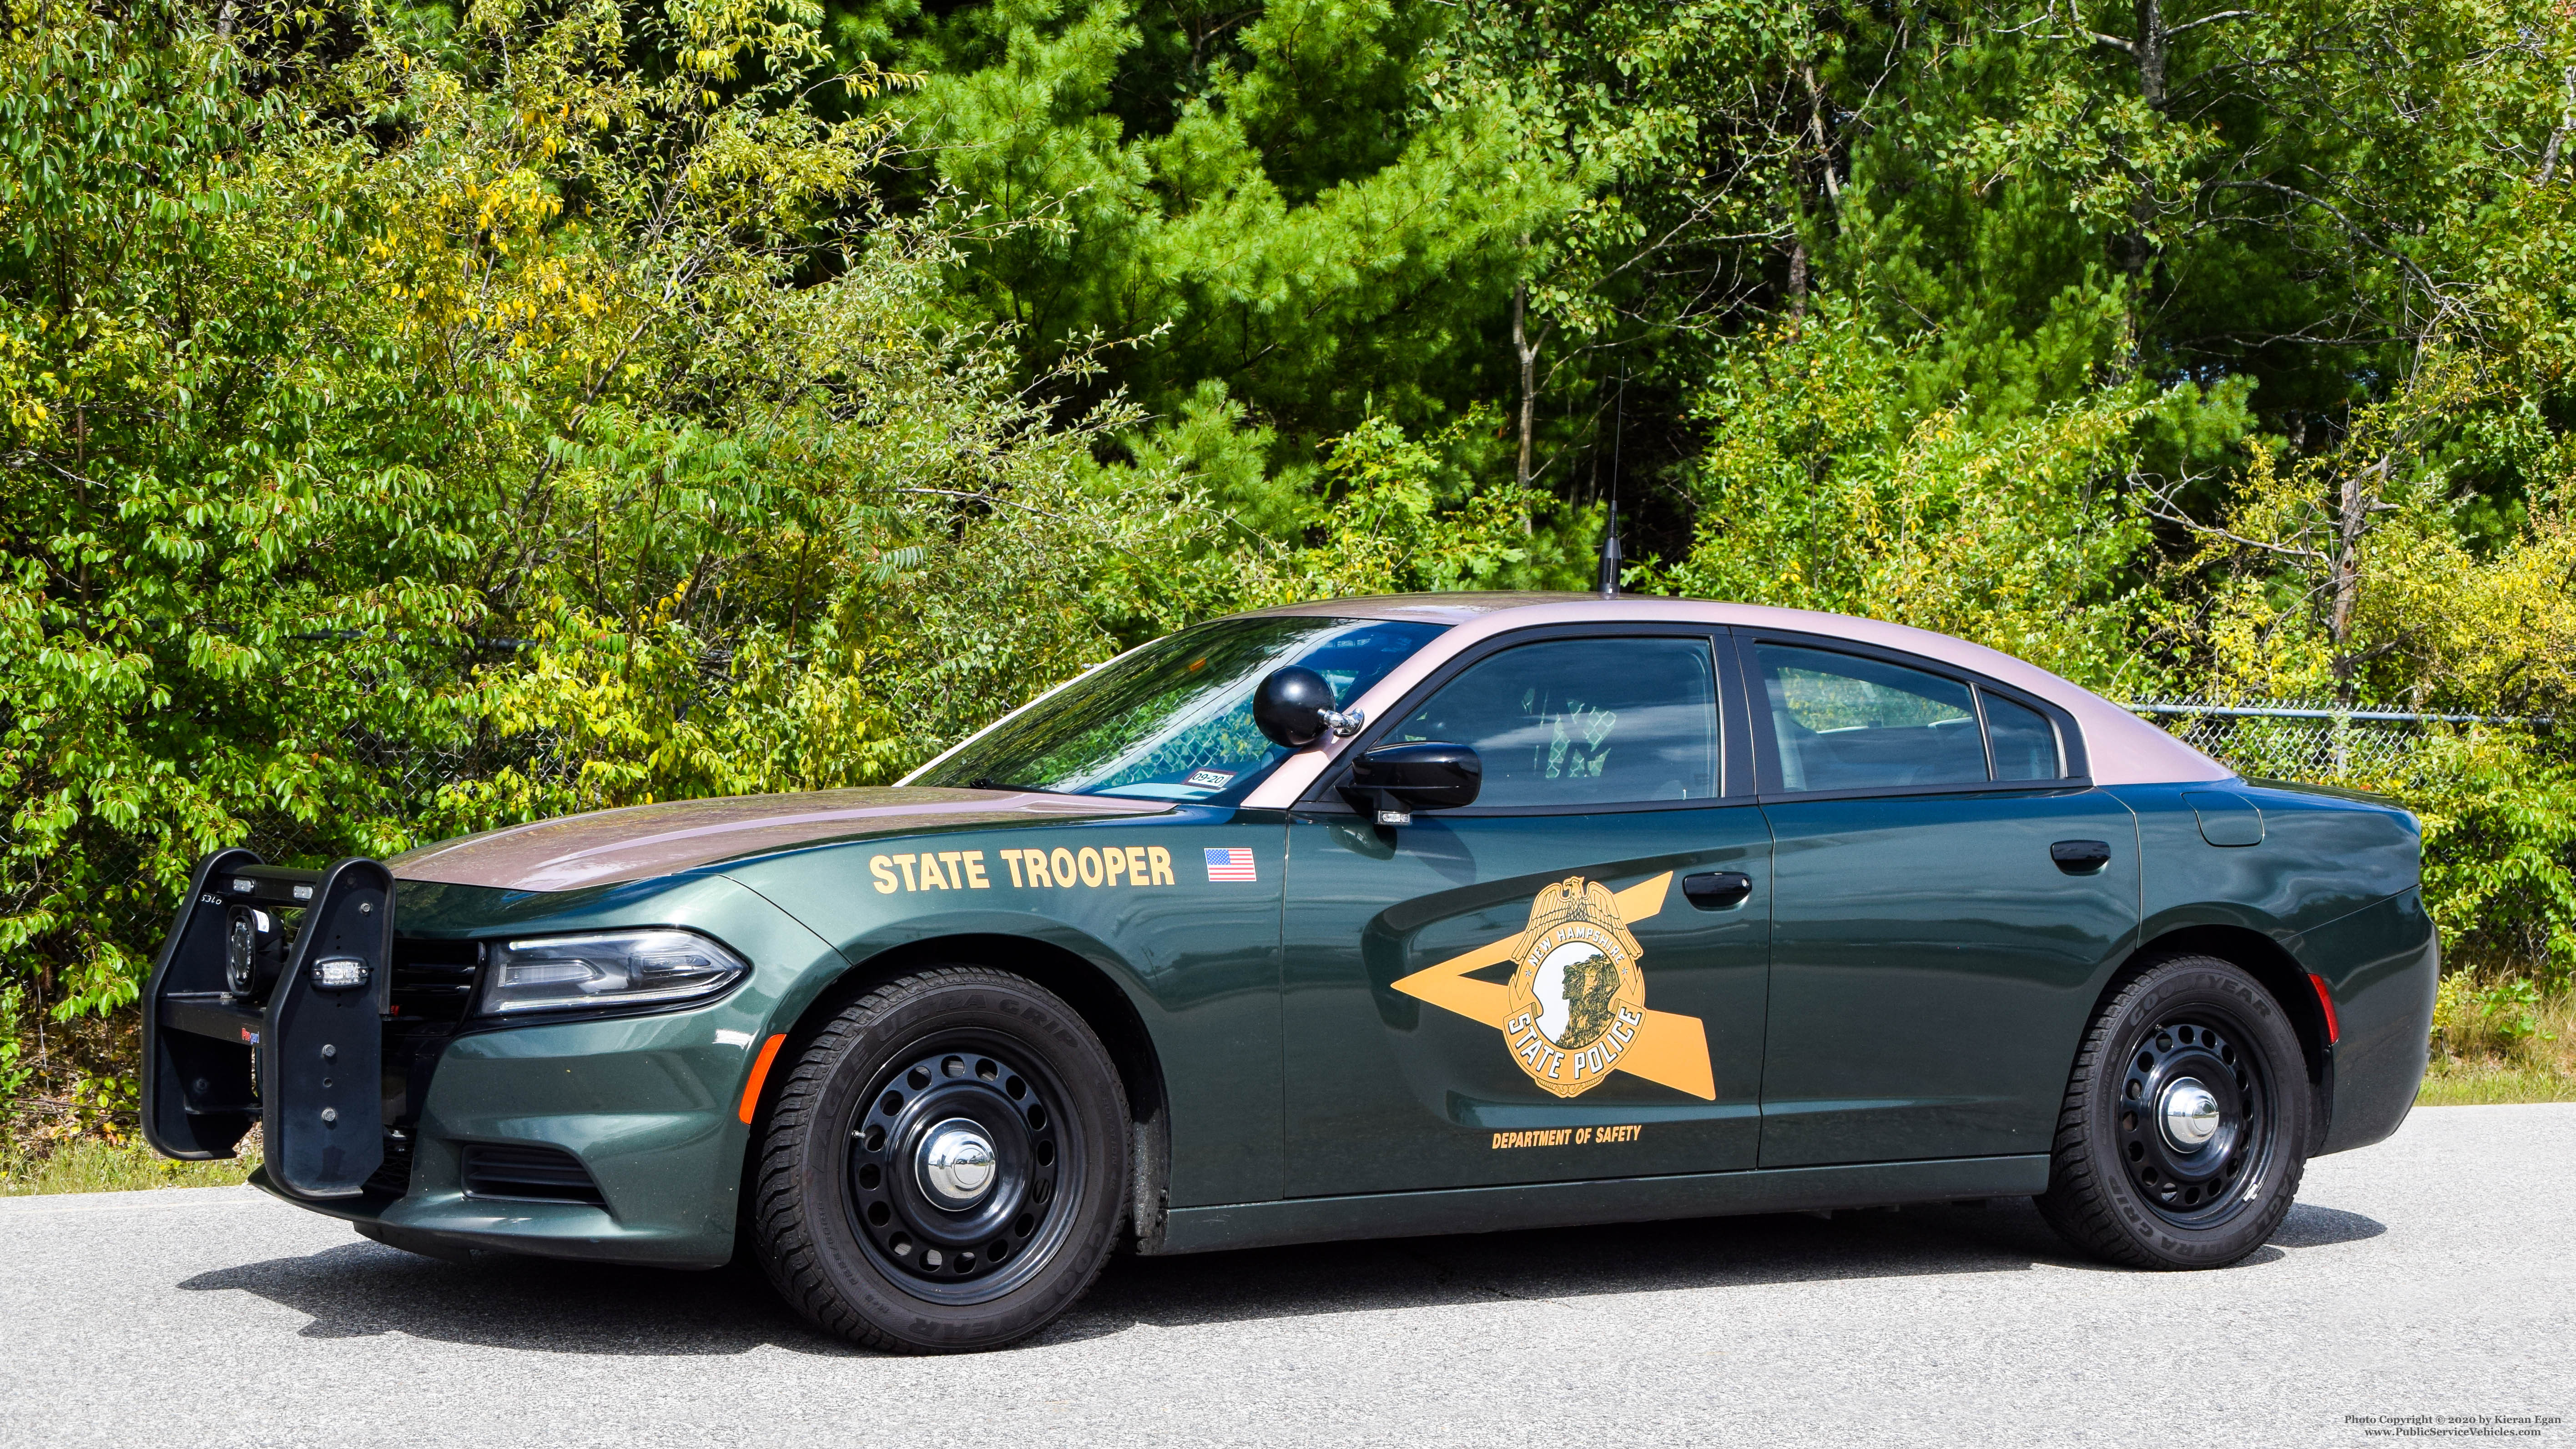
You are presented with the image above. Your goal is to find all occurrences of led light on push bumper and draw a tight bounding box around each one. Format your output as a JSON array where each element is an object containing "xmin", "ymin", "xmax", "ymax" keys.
[
  {"xmin": 478, "ymin": 930, "xmax": 749, "ymax": 1017},
  {"xmin": 309, "ymin": 956, "xmax": 370, "ymax": 990}
]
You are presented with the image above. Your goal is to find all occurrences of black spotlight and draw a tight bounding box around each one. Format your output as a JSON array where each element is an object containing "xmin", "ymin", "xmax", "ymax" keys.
[{"xmin": 224, "ymin": 906, "xmax": 285, "ymax": 998}]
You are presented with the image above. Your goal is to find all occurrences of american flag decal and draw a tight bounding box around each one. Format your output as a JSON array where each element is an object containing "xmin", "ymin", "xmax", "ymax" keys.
[{"xmin": 1204, "ymin": 847, "xmax": 1258, "ymax": 883}]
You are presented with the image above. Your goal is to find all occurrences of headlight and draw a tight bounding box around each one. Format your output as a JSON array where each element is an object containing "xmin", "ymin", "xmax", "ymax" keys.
[{"xmin": 477, "ymin": 929, "xmax": 750, "ymax": 1017}]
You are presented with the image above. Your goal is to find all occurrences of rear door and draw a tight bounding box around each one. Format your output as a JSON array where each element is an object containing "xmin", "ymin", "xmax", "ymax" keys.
[
  {"xmin": 1744, "ymin": 634, "xmax": 2140, "ymax": 1167},
  {"xmin": 1280, "ymin": 626, "xmax": 1774, "ymax": 1198}
]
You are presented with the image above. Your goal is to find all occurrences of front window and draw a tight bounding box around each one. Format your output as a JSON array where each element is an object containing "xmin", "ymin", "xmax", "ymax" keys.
[
  {"xmin": 912, "ymin": 616, "xmax": 1450, "ymax": 803},
  {"xmin": 1384, "ymin": 637, "xmax": 1722, "ymax": 807}
]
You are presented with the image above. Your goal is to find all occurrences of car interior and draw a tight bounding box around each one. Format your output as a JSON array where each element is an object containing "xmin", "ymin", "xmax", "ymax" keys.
[
  {"xmin": 1392, "ymin": 637, "xmax": 1721, "ymax": 807},
  {"xmin": 1760, "ymin": 644, "xmax": 2005, "ymax": 792}
]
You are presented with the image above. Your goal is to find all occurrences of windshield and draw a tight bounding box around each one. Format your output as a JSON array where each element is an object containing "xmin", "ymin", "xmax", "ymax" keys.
[{"xmin": 913, "ymin": 616, "xmax": 1450, "ymax": 803}]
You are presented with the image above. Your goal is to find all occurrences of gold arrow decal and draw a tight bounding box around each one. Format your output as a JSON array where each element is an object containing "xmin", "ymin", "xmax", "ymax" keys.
[{"xmin": 1390, "ymin": 872, "xmax": 1714, "ymax": 1100}]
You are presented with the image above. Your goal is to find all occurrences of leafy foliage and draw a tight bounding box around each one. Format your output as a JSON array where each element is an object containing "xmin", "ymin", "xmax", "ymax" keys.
[
  {"xmin": 1667, "ymin": 311, "xmax": 2161, "ymax": 687},
  {"xmin": 10, "ymin": 0, "xmax": 2576, "ymax": 1137},
  {"xmin": 0, "ymin": 0, "xmax": 1243, "ymax": 1026},
  {"xmin": 825, "ymin": 0, "xmax": 1583, "ymax": 521}
]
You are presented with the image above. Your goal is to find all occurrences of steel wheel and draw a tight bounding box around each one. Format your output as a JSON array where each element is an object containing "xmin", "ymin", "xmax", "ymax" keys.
[
  {"xmin": 2114, "ymin": 1012, "xmax": 2279, "ymax": 1229},
  {"xmin": 753, "ymin": 966, "xmax": 1129, "ymax": 1352},
  {"xmin": 842, "ymin": 1035, "xmax": 1085, "ymax": 1306},
  {"xmin": 2037, "ymin": 954, "xmax": 2311, "ymax": 1269}
]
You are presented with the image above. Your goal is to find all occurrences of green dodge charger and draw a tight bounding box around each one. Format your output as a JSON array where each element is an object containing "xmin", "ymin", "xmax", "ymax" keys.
[{"xmin": 143, "ymin": 594, "xmax": 2437, "ymax": 1352}]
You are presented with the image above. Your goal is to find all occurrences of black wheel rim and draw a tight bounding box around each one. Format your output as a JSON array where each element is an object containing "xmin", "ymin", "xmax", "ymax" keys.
[
  {"xmin": 842, "ymin": 1030, "xmax": 1084, "ymax": 1306},
  {"xmin": 2113, "ymin": 1008, "xmax": 2280, "ymax": 1229}
]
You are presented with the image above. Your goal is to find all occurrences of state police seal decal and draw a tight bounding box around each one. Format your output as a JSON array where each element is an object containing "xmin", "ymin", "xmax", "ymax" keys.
[{"xmin": 1502, "ymin": 877, "xmax": 1648, "ymax": 1097}]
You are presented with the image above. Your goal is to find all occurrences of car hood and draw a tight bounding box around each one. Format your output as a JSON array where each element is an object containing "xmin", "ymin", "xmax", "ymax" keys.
[{"xmin": 388, "ymin": 787, "xmax": 1174, "ymax": 893}]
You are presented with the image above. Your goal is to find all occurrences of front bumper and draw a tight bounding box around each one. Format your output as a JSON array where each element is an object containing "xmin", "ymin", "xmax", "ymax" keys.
[
  {"xmin": 146, "ymin": 856, "xmax": 847, "ymax": 1268},
  {"xmin": 250, "ymin": 1003, "xmax": 763, "ymax": 1268}
]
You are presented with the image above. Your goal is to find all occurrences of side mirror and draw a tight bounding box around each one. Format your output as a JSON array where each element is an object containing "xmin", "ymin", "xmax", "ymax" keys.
[
  {"xmin": 1347, "ymin": 741, "xmax": 1482, "ymax": 823},
  {"xmin": 1253, "ymin": 667, "xmax": 1364, "ymax": 749}
]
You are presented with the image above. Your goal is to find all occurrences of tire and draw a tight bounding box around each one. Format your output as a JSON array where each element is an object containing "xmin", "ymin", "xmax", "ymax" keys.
[
  {"xmin": 752, "ymin": 966, "xmax": 1130, "ymax": 1353},
  {"xmin": 2036, "ymin": 954, "xmax": 2313, "ymax": 1269}
]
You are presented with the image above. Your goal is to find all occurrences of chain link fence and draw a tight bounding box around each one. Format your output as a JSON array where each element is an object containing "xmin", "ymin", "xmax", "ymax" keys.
[
  {"xmin": 235, "ymin": 731, "xmax": 483, "ymax": 867},
  {"xmin": 2115, "ymin": 697, "xmax": 2544, "ymax": 786}
]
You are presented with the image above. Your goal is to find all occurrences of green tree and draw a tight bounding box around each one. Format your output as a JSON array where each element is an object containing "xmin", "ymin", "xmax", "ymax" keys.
[
  {"xmin": 822, "ymin": 0, "xmax": 1583, "ymax": 532},
  {"xmin": 1667, "ymin": 309, "xmax": 2158, "ymax": 687},
  {"xmin": 0, "ymin": 0, "xmax": 1238, "ymax": 1029}
]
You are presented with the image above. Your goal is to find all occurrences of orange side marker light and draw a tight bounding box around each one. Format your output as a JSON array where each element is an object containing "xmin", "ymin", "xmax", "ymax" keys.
[
  {"xmin": 738, "ymin": 1034, "xmax": 787, "ymax": 1124},
  {"xmin": 2308, "ymin": 974, "xmax": 2340, "ymax": 1045}
]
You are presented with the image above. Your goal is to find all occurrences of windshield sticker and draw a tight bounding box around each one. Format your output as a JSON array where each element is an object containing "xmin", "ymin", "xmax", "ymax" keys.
[
  {"xmin": 1391, "ymin": 874, "xmax": 1714, "ymax": 1100},
  {"xmin": 1185, "ymin": 768, "xmax": 1236, "ymax": 790},
  {"xmin": 1204, "ymin": 847, "xmax": 1258, "ymax": 882}
]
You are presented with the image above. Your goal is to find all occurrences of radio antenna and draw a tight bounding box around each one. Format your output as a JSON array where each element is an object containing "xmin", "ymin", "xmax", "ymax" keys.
[{"xmin": 1597, "ymin": 365, "xmax": 1626, "ymax": 597}]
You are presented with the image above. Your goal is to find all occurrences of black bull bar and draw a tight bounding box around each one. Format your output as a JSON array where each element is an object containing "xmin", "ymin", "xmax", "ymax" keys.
[{"xmin": 141, "ymin": 848, "xmax": 395, "ymax": 1198}]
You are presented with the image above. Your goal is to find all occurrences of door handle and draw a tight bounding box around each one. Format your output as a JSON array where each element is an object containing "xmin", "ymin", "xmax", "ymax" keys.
[
  {"xmin": 2051, "ymin": 840, "xmax": 2112, "ymax": 875},
  {"xmin": 1682, "ymin": 871, "xmax": 1753, "ymax": 911}
]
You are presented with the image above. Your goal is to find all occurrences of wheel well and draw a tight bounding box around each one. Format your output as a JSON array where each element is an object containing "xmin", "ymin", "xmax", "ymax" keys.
[
  {"xmin": 2116, "ymin": 925, "xmax": 2330, "ymax": 1088},
  {"xmin": 773, "ymin": 933, "xmax": 1172, "ymax": 1248}
]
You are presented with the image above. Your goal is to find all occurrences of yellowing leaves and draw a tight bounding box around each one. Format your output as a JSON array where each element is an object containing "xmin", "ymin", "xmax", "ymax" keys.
[{"xmin": 1671, "ymin": 311, "xmax": 2155, "ymax": 689}]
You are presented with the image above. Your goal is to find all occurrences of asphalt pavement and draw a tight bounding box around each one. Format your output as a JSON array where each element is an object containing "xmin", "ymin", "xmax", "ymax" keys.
[{"xmin": 4, "ymin": 1103, "xmax": 2570, "ymax": 1449}]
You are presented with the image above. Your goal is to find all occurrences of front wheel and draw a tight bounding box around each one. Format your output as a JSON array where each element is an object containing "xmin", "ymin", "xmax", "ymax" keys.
[
  {"xmin": 752, "ymin": 966, "xmax": 1130, "ymax": 1352},
  {"xmin": 2036, "ymin": 955, "xmax": 2312, "ymax": 1269}
]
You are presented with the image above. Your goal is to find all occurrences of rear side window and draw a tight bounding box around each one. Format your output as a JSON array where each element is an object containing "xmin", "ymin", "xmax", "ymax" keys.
[
  {"xmin": 1981, "ymin": 689, "xmax": 2063, "ymax": 780},
  {"xmin": 1387, "ymin": 637, "xmax": 1720, "ymax": 807},
  {"xmin": 1759, "ymin": 645, "xmax": 1985, "ymax": 791}
]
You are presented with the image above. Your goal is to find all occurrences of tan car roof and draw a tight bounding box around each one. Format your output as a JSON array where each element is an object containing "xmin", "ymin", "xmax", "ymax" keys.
[
  {"xmin": 1239, "ymin": 595, "xmax": 2228, "ymax": 807},
  {"xmin": 394, "ymin": 594, "xmax": 2227, "ymax": 891}
]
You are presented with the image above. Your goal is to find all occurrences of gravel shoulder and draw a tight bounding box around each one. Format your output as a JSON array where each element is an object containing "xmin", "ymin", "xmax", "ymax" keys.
[{"xmin": 4, "ymin": 1104, "xmax": 2570, "ymax": 1449}]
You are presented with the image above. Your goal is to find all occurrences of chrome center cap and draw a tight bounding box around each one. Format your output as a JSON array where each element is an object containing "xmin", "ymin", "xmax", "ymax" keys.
[
  {"xmin": 916, "ymin": 1119, "xmax": 998, "ymax": 1209},
  {"xmin": 2159, "ymin": 1077, "xmax": 2222, "ymax": 1150}
]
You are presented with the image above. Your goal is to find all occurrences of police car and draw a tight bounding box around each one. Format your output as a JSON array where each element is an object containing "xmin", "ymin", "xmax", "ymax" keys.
[{"xmin": 144, "ymin": 594, "xmax": 2435, "ymax": 1351}]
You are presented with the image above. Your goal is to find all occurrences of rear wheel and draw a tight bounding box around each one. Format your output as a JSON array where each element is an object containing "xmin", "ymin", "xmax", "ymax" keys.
[
  {"xmin": 2036, "ymin": 955, "xmax": 2311, "ymax": 1269},
  {"xmin": 752, "ymin": 966, "xmax": 1129, "ymax": 1352}
]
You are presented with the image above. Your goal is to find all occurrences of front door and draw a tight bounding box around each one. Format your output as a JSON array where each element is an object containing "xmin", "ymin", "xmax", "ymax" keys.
[
  {"xmin": 1742, "ymin": 637, "xmax": 2141, "ymax": 1168},
  {"xmin": 1280, "ymin": 630, "xmax": 1774, "ymax": 1198}
]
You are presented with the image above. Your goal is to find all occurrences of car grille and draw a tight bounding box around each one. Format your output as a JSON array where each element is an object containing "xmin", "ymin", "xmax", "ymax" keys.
[
  {"xmin": 373, "ymin": 937, "xmax": 484, "ymax": 1202},
  {"xmin": 389, "ymin": 937, "xmax": 481, "ymax": 1022},
  {"xmin": 364, "ymin": 1130, "xmax": 416, "ymax": 1198},
  {"xmin": 460, "ymin": 1143, "xmax": 607, "ymax": 1207}
]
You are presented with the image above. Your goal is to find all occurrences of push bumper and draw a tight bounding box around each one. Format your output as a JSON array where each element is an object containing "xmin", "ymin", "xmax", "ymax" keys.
[
  {"xmin": 143, "ymin": 851, "xmax": 844, "ymax": 1268},
  {"xmin": 141, "ymin": 852, "xmax": 396, "ymax": 1196}
]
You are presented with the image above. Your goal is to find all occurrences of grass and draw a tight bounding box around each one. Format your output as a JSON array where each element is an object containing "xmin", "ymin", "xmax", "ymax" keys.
[
  {"xmin": 2418, "ymin": 1062, "xmax": 2576, "ymax": 1105},
  {"xmin": 0, "ymin": 1134, "xmax": 260, "ymax": 1197},
  {"xmin": 2416, "ymin": 978, "xmax": 2576, "ymax": 1107}
]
